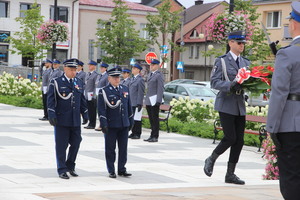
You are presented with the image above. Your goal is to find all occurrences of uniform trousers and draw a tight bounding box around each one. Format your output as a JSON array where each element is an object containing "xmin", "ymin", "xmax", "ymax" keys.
[
  {"xmin": 131, "ymin": 106, "xmax": 142, "ymax": 136},
  {"xmin": 277, "ymin": 132, "xmax": 300, "ymax": 200},
  {"xmin": 87, "ymin": 98, "xmax": 97, "ymax": 127},
  {"xmin": 54, "ymin": 126, "xmax": 82, "ymax": 174},
  {"xmin": 146, "ymin": 105, "xmax": 160, "ymax": 138},
  {"xmin": 104, "ymin": 127, "xmax": 129, "ymax": 173},
  {"xmin": 214, "ymin": 112, "xmax": 245, "ymax": 163},
  {"xmin": 42, "ymin": 93, "xmax": 48, "ymax": 118}
]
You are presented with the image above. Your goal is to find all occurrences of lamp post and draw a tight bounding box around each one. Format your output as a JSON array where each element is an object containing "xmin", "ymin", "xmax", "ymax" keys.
[
  {"xmin": 227, "ymin": 0, "xmax": 235, "ymax": 53},
  {"xmin": 199, "ymin": 33, "xmax": 207, "ymax": 81},
  {"xmin": 52, "ymin": 0, "xmax": 58, "ymax": 60}
]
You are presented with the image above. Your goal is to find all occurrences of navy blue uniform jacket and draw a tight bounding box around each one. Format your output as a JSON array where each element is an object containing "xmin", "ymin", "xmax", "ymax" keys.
[{"xmin": 47, "ymin": 75, "xmax": 88, "ymax": 127}]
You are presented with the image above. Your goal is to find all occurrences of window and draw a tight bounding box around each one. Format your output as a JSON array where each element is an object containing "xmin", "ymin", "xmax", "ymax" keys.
[
  {"xmin": 97, "ymin": 43, "xmax": 106, "ymax": 60},
  {"xmin": 140, "ymin": 23, "xmax": 149, "ymax": 39},
  {"xmin": 189, "ymin": 46, "xmax": 194, "ymax": 59},
  {"xmin": 50, "ymin": 6, "xmax": 68, "ymax": 23},
  {"xmin": 176, "ymin": 86, "xmax": 188, "ymax": 96},
  {"xmin": 46, "ymin": 49, "xmax": 68, "ymax": 63},
  {"xmin": 20, "ymin": 3, "xmax": 32, "ymax": 17},
  {"xmin": 88, "ymin": 39, "xmax": 95, "ymax": 60},
  {"xmin": 195, "ymin": 46, "xmax": 200, "ymax": 58},
  {"xmin": 0, "ymin": 45, "xmax": 8, "ymax": 63},
  {"xmin": 0, "ymin": 1, "xmax": 8, "ymax": 18},
  {"xmin": 283, "ymin": 24, "xmax": 292, "ymax": 40},
  {"xmin": 165, "ymin": 85, "xmax": 176, "ymax": 93},
  {"xmin": 190, "ymin": 29, "xmax": 199, "ymax": 39},
  {"xmin": 267, "ymin": 11, "xmax": 281, "ymax": 28}
]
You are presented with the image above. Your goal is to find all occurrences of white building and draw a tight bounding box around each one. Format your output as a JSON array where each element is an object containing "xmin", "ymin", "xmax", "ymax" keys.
[{"xmin": 0, "ymin": 0, "xmax": 79, "ymax": 66}]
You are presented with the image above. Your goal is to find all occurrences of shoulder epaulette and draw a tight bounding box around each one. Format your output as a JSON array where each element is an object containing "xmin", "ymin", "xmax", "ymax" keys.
[
  {"xmin": 241, "ymin": 56, "xmax": 250, "ymax": 61},
  {"xmin": 218, "ymin": 55, "xmax": 226, "ymax": 58},
  {"xmin": 279, "ymin": 45, "xmax": 291, "ymax": 50}
]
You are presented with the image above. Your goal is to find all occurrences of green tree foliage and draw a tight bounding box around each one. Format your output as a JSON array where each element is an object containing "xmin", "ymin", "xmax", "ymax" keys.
[
  {"xmin": 145, "ymin": 0, "xmax": 183, "ymax": 65},
  {"xmin": 6, "ymin": 2, "xmax": 48, "ymax": 60},
  {"xmin": 96, "ymin": 0, "xmax": 148, "ymax": 65}
]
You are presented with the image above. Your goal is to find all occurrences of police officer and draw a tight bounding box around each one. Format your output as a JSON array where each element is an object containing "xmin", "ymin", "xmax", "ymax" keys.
[
  {"xmin": 47, "ymin": 58, "xmax": 88, "ymax": 179},
  {"xmin": 144, "ymin": 59, "xmax": 164, "ymax": 142},
  {"xmin": 204, "ymin": 30, "xmax": 250, "ymax": 185},
  {"xmin": 84, "ymin": 60, "xmax": 99, "ymax": 129},
  {"xmin": 48, "ymin": 59, "xmax": 63, "ymax": 84},
  {"xmin": 98, "ymin": 66, "xmax": 133, "ymax": 178},
  {"xmin": 128, "ymin": 64, "xmax": 145, "ymax": 139},
  {"xmin": 39, "ymin": 59, "xmax": 52, "ymax": 121},
  {"xmin": 95, "ymin": 62, "xmax": 109, "ymax": 131},
  {"xmin": 76, "ymin": 61, "xmax": 86, "ymax": 83},
  {"xmin": 121, "ymin": 68, "xmax": 131, "ymax": 87},
  {"xmin": 267, "ymin": 2, "xmax": 300, "ymax": 199}
]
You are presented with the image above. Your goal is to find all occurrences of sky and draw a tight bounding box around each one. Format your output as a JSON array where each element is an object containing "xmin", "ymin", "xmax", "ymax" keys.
[{"xmin": 127, "ymin": 0, "xmax": 229, "ymax": 9}]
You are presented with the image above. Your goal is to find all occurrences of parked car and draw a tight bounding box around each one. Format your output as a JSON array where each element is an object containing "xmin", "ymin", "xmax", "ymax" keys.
[
  {"xmin": 164, "ymin": 79, "xmax": 199, "ymax": 86},
  {"xmin": 246, "ymin": 92, "xmax": 269, "ymax": 107},
  {"xmin": 194, "ymin": 81, "xmax": 219, "ymax": 94},
  {"xmin": 163, "ymin": 83, "xmax": 216, "ymax": 105}
]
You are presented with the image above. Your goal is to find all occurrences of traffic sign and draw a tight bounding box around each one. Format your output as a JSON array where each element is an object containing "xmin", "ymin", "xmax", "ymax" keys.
[{"xmin": 145, "ymin": 52, "xmax": 158, "ymax": 64}]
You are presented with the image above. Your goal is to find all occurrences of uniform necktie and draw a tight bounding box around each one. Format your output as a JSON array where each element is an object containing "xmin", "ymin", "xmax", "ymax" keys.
[
  {"xmin": 69, "ymin": 78, "xmax": 73, "ymax": 84},
  {"xmin": 115, "ymin": 87, "xmax": 119, "ymax": 92},
  {"xmin": 236, "ymin": 57, "xmax": 240, "ymax": 68}
]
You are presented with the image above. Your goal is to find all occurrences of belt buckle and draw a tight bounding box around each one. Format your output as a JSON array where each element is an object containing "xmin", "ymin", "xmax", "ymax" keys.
[{"xmin": 236, "ymin": 90, "xmax": 241, "ymax": 95}]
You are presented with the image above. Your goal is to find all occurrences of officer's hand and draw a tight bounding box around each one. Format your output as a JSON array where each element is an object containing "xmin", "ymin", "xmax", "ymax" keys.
[
  {"xmin": 102, "ymin": 126, "xmax": 108, "ymax": 134},
  {"xmin": 49, "ymin": 118, "xmax": 57, "ymax": 126},
  {"xmin": 82, "ymin": 118, "xmax": 88, "ymax": 125},
  {"xmin": 230, "ymin": 80, "xmax": 242, "ymax": 92},
  {"xmin": 155, "ymin": 102, "xmax": 161, "ymax": 107},
  {"xmin": 137, "ymin": 104, "xmax": 142, "ymax": 112},
  {"xmin": 270, "ymin": 132, "xmax": 281, "ymax": 149}
]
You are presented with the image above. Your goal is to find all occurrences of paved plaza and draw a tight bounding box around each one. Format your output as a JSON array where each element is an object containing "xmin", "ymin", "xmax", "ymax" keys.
[{"xmin": 0, "ymin": 103, "xmax": 282, "ymax": 200}]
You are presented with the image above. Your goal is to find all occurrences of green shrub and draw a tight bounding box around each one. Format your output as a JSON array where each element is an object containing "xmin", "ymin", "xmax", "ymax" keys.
[{"xmin": 0, "ymin": 95, "xmax": 42, "ymax": 109}]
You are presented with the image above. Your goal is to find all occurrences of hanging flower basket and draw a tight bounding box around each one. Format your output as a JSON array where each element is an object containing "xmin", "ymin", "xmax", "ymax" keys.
[
  {"xmin": 206, "ymin": 11, "xmax": 254, "ymax": 44},
  {"xmin": 37, "ymin": 20, "xmax": 69, "ymax": 45}
]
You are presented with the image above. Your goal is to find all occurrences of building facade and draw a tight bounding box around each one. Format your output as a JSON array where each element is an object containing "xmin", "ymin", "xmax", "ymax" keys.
[{"xmin": 0, "ymin": 0, "xmax": 79, "ymax": 66}]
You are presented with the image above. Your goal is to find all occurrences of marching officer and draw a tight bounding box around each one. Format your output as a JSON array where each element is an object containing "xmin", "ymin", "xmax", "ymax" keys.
[
  {"xmin": 144, "ymin": 59, "xmax": 164, "ymax": 142},
  {"xmin": 128, "ymin": 64, "xmax": 145, "ymax": 139},
  {"xmin": 48, "ymin": 59, "xmax": 63, "ymax": 84},
  {"xmin": 47, "ymin": 58, "xmax": 88, "ymax": 179},
  {"xmin": 95, "ymin": 62, "xmax": 109, "ymax": 131},
  {"xmin": 204, "ymin": 30, "xmax": 250, "ymax": 185},
  {"xmin": 84, "ymin": 60, "xmax": 99, "ymax": 129},
  {"xmin": 267, "ymin": 2, "xmax": 300, "ymax": 199},
  {"xmin": 76, "ymin": 61, "xmax": 86, "ymax": 83},
  {"xmin": 98, "ymin": 66, "xmax": 133, "ymax": 178},
  {"xmin": 121, "ymin": 68, "xmax": 131, "ymax": 87},
  {"xmin": 39, "ymin": 59, "xmax": 52, "ymax": 121}
]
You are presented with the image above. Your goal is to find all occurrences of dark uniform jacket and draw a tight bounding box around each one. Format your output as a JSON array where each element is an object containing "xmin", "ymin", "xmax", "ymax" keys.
[
  {"xmin": 210, "ymin": 52, "xmax": 250, "ymax": 116},
  {"xmin": 47, "ymin": 75, "xmax": 88, "ymax": 127},
  {"xmin": 267, "ymin": 37, "xmax": 300, "ymax": 133},
  {"xmin": 98, "ymin": 84, "xmax": 133, "ymax": 128},
  {"xmin": 129, "ymin": 75, "xmax": 145, "ymax": 107}
]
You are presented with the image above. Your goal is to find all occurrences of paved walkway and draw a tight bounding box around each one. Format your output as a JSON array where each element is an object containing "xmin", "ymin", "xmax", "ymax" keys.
[{"xmin": 0, "ymin": 103, "xmax": 282, "ymax": 200}]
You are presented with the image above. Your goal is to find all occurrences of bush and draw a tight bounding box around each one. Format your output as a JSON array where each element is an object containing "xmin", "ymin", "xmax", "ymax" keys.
[{"xmin": 0, "ymin": 95, "xmax": 42, "ymax": 109}]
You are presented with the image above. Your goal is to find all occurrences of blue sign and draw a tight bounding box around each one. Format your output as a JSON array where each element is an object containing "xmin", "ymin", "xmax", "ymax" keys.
[
  {"xmin": 161, "ymin": 45, "xmax": 168, "ymax": 54},
  {"xmin": 177, "ymin": 61, "xmax": 184, "ymax": 73},
  {"xmin": 0, "ymin": 31, "xmax": 10, "ymax": 43},
  {"xmin": 130, "ymin": 58, "xmax": 136, "ymax": 65}
]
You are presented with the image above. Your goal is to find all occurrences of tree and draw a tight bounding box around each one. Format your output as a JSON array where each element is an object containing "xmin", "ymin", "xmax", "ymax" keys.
[
  {"xmin": 96, "ymin": 0, "xmax": 148, "ymax": 65},
  {"xmin": 145, "ymin": 0, "xmax": 183, "ymax": 66},
  {"xmin": 7, "ymin": 2, "xmax": 48, "ymax": 63}
]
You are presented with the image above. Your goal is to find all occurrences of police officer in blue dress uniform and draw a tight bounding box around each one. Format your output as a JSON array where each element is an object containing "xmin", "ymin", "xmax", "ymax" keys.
[
  {"xmin": 204, "ymin": 30, "xmax": 250, "ymax": 185},
  {"xmin": 39, "ymin": 59, "xmax": 52, "ymax": 121},
  {"xmin": 98, "ymin": 66, "xmax": 133, "ymax": 178},
  {"xmin": 95, "ymin": 62, "xmax": 109, "ymax": 131},
  {"xmin": 76, "ymin": 61, "xmax": 86, "ymax": 83},
  {"xmin": 84, "ymin": 60, "xmax": 99, "ymax": 129},
  {"xmin": 267, "ymin": 2, "xmax": 300, "ymax": 199},
  {"xmin": 144, "ymin": 59, "xmax": 165, "ymax": 142},
  {"xmin": 47, "ymin": 58, "xmax": 89, "ymax": 179},
  {"xmin": 128, "ymin": 64, "xmax": 145, "ymax": 139},
  {"xmin": 121, "ymin": 68, "xmax": 131, "ymax": 87}
]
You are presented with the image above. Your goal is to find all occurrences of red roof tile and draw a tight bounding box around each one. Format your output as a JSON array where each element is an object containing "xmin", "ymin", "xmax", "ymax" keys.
[{"xmin": 80, "ymin": 0, "xmax": 157, "ymax": 12}]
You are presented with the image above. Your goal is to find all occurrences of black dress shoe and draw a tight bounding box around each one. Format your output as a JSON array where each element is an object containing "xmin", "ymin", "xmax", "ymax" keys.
[
  {"xmin": 69, "ymin": 170, "xmax": 78, "ymax": 177},
  {"xmin": 39, "ymin": 117, "xmax": 48, "ymax": 121},
  {"xmin": 118, "ymin": 171, "xmax": 132, "ymax": 177},
  {"xmin": 95, "ymin": 127, "xmax": 102, "ymax": 131},
  {"xmin": 109, "ymin": 172, "xmax": 116, "ymax": 178},
  {"xmin": 59, "ymin": 172, "xmax": 69, "ymax": 179},
  {"xmin": 128, "ymin": 133, "xmax": 134, "ymax": 138},
  {"xmin": 131, "ymin": 135, "xmax": 140, "ymax": 139},
  {"xmin": 148, "ymin": 137, "xmax": 158, "ymax": 142},
  {"xmin": 84, "ymin": 126, "xmax": 95, "ymax": 129},
  {"xmin": 144, "ymin": 137, "xmax": 152, "ymax": 141}
]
